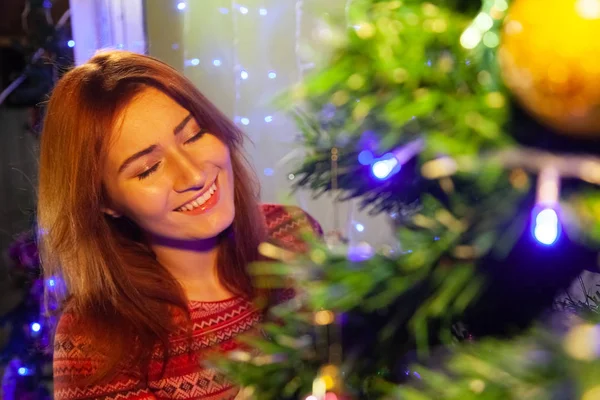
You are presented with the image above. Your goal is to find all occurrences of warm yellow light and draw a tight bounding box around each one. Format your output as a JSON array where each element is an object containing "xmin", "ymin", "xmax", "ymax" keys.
[
  {"xmin": 469, "ymin": 379, "xmax": 486, "ymax": 394},
  {"xmin": 314, "ymin": 310, "xmax": 335, "ymax": 325},
  {"xmin": 563, "ymin": 324, "xmax": 599, "ymax": 361},
  {"xmin": 582, "ymin": 385, "xmax": 600, "ymax": 400}
]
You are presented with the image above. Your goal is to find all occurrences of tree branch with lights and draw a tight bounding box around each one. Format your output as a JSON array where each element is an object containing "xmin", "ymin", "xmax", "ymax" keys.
[{"xmin": 215, "ymin": 0, "xmax": 600, "ymax": 398}]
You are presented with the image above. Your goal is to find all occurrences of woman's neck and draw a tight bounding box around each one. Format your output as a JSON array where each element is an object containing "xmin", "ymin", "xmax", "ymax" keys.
[{"xmin": 148, "ymin": 235, "xmax": 234, "ymax": 302}]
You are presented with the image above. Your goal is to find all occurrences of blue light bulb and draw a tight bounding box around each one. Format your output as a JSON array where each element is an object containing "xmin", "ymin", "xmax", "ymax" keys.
[
  {"xmin": 31, "ymin": 322, "xmax": 41, "ymax": 332},
  {"xmin": 533, "ymin": 208, "xmax": 559, "ymax": 245},
  {"xmin": 371, "ymin": 153, "xmax": 400, "ymax": 180},
  {"xmin": 358, "ymin": 150, "xmax": 373, "ymax": 165}
]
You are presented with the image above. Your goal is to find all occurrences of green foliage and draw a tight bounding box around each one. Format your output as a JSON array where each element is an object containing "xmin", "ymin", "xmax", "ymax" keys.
[{"xmin": 216, "ymin": 0, "xmax": 600, "ymax": 398}]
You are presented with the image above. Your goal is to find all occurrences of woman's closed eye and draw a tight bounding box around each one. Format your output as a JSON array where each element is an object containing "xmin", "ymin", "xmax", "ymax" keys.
[
  {"xmin": 137, "ymin": 162, "xmax": 161, "ymax": 180},
  {"xmin": 184, "ymin": 129, "xmax": 208, "ymax": 145},
  {"xmin": 136, "ymin": 129, "xmax": 207, "ymax": 180}
]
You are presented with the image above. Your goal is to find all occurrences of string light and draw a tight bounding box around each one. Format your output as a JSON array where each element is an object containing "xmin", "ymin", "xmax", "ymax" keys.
[
  {"xmin": 532, "ymin": 167, "xmax": 561, "ymax": 245},
  {"xmin": 259, "ymin": 8, "xmax": 267, "ymax": 16},
  {"xmin": 219, "ymin": 7, "xmax": 229, "ymax": 14},
  {"xmin": 355, "ymin": 223, "xmax": 364, "ymax": 232},
  {"xmin": 371, "ymin": 139, "xmax": 424, "ymax": 181},
  {"xmin": 240, "ymin": 117, "xmax": 250, "ymax": 125},
  {"xmin": 17, "ymin": 367, "xmax": 30, "ymax": 376},
  {"xmin": 67, "ymin": 40, "xmax": 75, "ymax": 48},
  {"xmin": 264, "ymin": 168, "xmax": 274, "ymax": 176},
  {"xmin": 30, "ymin": 322, "xmax": 41, "ymax": 333},
  {"xmin": 213, "ymin": 59, "xmax": 221, "ymax": 66},
  {"xmin": 268, "ymin": 71, "xmax": 277, "ymax": 79},
  {"xmin": 240, "ymin": 70, "xmax": 249, "ymax": 79},
  {"xmin": 264, "ymin": 115, "xmax": 273, "ymax": 122},
  {"xmin": 460, "ymin": 26, "xmax": 482, "ymax": 49},
  {"xmin": 190, "ymin": 58, "xmax": 200, "ymax": 66},
  {"xmin": 177, "ymin": 2, "xmax": 186, "ymax": 11},
  {"xmin": 47, "ymin": 278, "xmax": 55, "ymax": 287},
  {"xmin": 239, "ymin": 6, "xmax": 249, "ymax": 14}
]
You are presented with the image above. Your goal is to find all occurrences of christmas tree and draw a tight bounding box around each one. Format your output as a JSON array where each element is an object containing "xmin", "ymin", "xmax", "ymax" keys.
[{"xmin": 213, "ymin": 0, "xmax": 600, "ymax": 398}]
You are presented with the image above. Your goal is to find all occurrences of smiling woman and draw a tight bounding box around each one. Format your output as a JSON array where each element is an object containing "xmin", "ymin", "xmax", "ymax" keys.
[{"xmin": 37, "ymin": 50, "xmax": 322, "ymax": 400}]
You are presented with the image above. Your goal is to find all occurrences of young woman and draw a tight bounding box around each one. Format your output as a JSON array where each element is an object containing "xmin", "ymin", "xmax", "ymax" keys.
[{"xmin": 38, "ymin": 50, "xmax": 321, "ymax": 400}]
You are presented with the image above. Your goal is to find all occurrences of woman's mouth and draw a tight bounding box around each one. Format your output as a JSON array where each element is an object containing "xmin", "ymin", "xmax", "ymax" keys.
[{"xmin": 174, "ymin": 182, "xmax": 219, "ymax": 215}]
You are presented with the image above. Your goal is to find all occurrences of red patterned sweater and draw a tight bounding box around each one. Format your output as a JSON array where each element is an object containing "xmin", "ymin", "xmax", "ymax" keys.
[{"xmin": 53, "ymin": 204, "xmax": 322, "ymax": 400}]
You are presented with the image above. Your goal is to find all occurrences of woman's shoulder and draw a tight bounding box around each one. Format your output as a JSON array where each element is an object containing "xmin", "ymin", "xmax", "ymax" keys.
[{"xmin": 260, "ymin": 204, "xmax": 323, "ymax": 252}]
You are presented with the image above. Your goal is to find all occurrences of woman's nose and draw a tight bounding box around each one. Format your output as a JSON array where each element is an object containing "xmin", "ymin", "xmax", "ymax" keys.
[{"xmin": 171, "ymin": 153, "xmax": 207, "ymax": 193}]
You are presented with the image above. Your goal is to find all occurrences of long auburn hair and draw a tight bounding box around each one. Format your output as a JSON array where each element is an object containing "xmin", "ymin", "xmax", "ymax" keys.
[{"xmin": 38, "ymin": 50, "xmax": 267, "ymax": 382}]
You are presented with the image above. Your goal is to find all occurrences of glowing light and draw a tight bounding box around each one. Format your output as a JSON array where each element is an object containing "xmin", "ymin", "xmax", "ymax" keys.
[
  {"xmin": 577, "ymin": 0, "xmax": 600, "ymax": 19},
  {"xmin": 268, "ymin": 71, "xmax": 277, "ymax": 79},
  {"xmin": 264, "ymin": 168, "xmax": 274, "ymax": 176},
  {"xmin": 356, "ymin": 223, "xmax": 365, "ymax": 232},
  {"xmin": 314, "ymin": 310, "xmax": 335, "ymax": 325},
  {"xmin": 17, "ymin": 367, "xmax": 29, "ymax": 376},
  {"xmin": 240, "ymin": 118, "xmax": 250, "ymax": 125},
  {"xmin": 190, "ymin": 58, "xmax": 200, "ymax": 66},
  {"xmin": 358, "ymin": 150, "xmax": 374, "ymax": 165},
  {"xmin": 239, "ymin": 6, "xmax": 249, "ymax": 14},
  {"xmin": 264, "ymin": 116, "xmax": 273, "ymax": 123},
  {"xmin": 483, "ymin": 31, "xmax": 500, "ymax": 48},
  {"xmin": 460, "ymin": 26, "xmax": 482, "ymax": 49},
  {"xmin": 288, "ymin": 173, "xmax": 295, "ymax": 180},
  {"xmin": 219, "ymin": 7, "xmax": 229, "ymax": 14},
  {"xmin": 240, "ymin": 70, "xmax": 249, "ymax": 79},
  {"xmin": 494, "ymin": 0, "xmax": 509, "ymax": 11},
  {"xmin": 533, "ymin": 208, "xmax": 560, "ymax": 245},
  {"xmin": 474, "ymin": 12, "xmax": 494, "ymax": 31},
  {"xmin": 312, "ymin": 377, "xmax": 327, "ymax": 397},
  {"xmin": 212, "ymin": 59, "xmax": 221, "ymax": 66},
  {"xmin": 48, "ymin": 278, "xmax": 55, "ymax": 287},
  {"xmin": 371, "ymin": 154, "xmax": 400, "ymax": 180},
  {"xmin": 177, "ymin": 2, "xmax": 186, "ymax": 11},
  {"xmin": 259, "ymin": 8, "xmax": 267, "ymax": 16},
  {"xmin": 67, "ymin": 40, "xmax": 75, "ymax": 48},
  {"xmin": 31, "ymin": 322, "xmax": 41, "ymax": 332}
]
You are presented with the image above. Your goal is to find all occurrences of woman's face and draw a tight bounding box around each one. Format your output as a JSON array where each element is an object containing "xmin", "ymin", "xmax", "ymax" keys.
[{"xmin": 102, "ymin": 87, "xmax": 235, "ymax": 242}]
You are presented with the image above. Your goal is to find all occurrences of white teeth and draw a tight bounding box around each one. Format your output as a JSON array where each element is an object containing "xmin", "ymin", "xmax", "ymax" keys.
[{"xmin": 177, "ymin": 183, "xmax": 218, "ymax": 212}]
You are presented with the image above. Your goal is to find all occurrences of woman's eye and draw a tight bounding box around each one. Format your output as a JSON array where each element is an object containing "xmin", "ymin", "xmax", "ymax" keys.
[
  {"xmin": 185, "ymin": 129, "xmax": 207, "ymax": 144},
  {"xmin": 137, "ymin": 162, "xmax": 161, "ymax": 180}
]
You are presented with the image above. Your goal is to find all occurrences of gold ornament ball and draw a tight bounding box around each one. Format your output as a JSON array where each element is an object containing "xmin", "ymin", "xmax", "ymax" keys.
[{"xmin": 499, "ymin": 0, "xmax": 600, "ymax": 136}]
